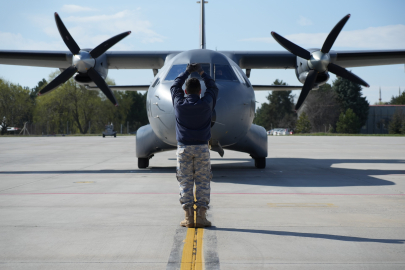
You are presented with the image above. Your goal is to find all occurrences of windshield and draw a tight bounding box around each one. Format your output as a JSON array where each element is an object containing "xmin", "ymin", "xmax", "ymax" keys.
[
  {"xmin": 165, "ymin": 63, "xmax": 211, "ymax": 81},
  {"xmin": 214, "ymin": 64, "xmax": 238, "ymax": 81},
  {"xmin": 190, "ymin": 63, "xmax": 210, "ymax": 78},
  {"xmin": 165, "ymin": 64, "xmax": 187, "ymax": 81}
]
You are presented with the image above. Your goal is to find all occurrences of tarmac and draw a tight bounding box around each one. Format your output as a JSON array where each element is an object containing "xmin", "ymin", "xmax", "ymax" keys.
[{"xmin": 0, "ymin": 136, "xmax": 404, "ymax": 270}]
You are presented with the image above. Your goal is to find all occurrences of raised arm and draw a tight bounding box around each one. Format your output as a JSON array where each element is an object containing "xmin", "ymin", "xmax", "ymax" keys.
[
  {"xmin": 200, "ymin": 72, "xmax": 219, "ymax": 111},
  {"xmin": 170, "ymin": 71, "xmax": 189, "ymax": 105}
]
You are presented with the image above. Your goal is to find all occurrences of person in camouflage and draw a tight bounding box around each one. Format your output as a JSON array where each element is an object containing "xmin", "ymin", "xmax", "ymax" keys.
[{"xmin": 170, "ymin": 63, "xmax": 219, "ymax": 228}]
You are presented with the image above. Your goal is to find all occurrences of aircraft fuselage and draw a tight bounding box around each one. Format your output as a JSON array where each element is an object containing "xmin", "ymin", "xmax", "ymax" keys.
[{"xmin": 146, "ymin": 49, "xmax": 256, "ymax": 148}]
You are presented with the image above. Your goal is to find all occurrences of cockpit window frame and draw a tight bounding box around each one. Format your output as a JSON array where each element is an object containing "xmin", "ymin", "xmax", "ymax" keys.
[
  {"xmin": 214, "ymin": 64, "xmax": 238, "ymax": 82},
  {"xmin": 164, "ymin": 63, "xmax": 211, "ymax": 81}
]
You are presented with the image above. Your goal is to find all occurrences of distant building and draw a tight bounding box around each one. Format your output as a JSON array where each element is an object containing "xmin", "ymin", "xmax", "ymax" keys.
[{"xmin": 361, "ymin": 105, "xmax": 405, "ymax": 134}]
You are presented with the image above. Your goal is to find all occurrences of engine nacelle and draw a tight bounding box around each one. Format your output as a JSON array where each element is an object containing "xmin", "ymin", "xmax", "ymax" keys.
[
  {"xmin": 72, "ymin": 52, "xmax": 108, "ymax": 86},
  {"xmin": 295, "ymin": 55, "xmax": 329, "ymax": 87}
]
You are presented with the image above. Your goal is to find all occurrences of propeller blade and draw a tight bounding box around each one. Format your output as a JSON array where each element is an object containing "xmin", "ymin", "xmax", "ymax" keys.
[
  {"xmin": 295, "ymin": 70, "xmax": 318, "ymax": 110},
  {"xmin": 327, "ymin": 63, "xmax": 369, "ymax": 87},
  {"xmin": 87, "ymin": 68, "xmax": 118, "ymax": 106},
  {"xmin": 38, "ymin": 66, "xmax": 77, "ymax": 95},
  {"xmin": 54, "ymin": 13, "xmax": 81, "ymax": 55},
  {"xmin": 271, "ymin": 32, "xmax": 311, "ymax": 60},
  {"xmin": 321, "ymin": 14, "xmax": 350, "ymax": 53},
  {"xmin": 90, "ymin": 31, "xmax": 131, "ymax": 59}
]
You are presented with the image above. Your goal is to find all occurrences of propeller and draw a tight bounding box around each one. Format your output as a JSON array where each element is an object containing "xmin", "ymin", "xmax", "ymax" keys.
[
  {"xmin": 38, "ymin": 13, "xmax": 131, "ymax": 106},
  {"xmin": 271, "ymin": 14, "xmax": 369, "ymax": 111}
]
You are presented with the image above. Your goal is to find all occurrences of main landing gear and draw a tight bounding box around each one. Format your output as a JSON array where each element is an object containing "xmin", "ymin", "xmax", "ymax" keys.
[
  {"xmin": 138, "ymin": 155, "xmax": 154, "ymax": 169},
  {"xmin": 253, "ymin": 157, "xmax": 266, "ymax": 169}
]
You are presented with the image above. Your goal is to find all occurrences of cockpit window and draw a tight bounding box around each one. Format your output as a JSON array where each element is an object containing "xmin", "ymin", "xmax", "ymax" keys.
[
  {"xmin": 164, "ymin": 63, "xmax": 211, "ymax": 81},
  {"xmin": 214, "ymin": 64, "xmax": 238, "ymax": 81},
  {"xmin": 165, "ymin": 64, "xmax": 187, "ymax": 81},
  {"xmin": 190, "ymin": 63, "xmax": 210, "ymax": 78}
]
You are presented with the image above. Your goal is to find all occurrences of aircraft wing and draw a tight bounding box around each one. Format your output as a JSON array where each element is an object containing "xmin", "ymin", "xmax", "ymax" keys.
[
  {"xmin": 221, "ymin": 50, "xmax": 405, "ymax": 69},
  {"xmin": 1, "ymin": 49, "xmax": 404, "ymax": 70},
  {"xmin": 86, "ymin": 85, "xmax": 150, "ymax": 91},
  {"xmin": 0, "ymin": 50, "xmax": 181, "ymax": 69},
  {"xmin": 252, "ymin": 85, "xmax": 303, "ymax": 91}
]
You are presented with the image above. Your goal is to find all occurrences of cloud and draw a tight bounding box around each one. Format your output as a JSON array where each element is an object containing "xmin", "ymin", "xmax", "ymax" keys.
[
  {"xmin": 297, "ymin": 16, "xmax": 312, "ymax": 26},
  {"xmin": 241, "ymin": 24, "xmax": 405, "ymax": 49},
  {"xmin": 62, "ymin": 10, "xmax": 165, "ymax": 45},
  {"xmin": 0, "ymin": 31, "xmax": 64, "ymax": 50},
  {"xmin": 61, "ymin": 5, "xmax": 96, "ymax": 13}
]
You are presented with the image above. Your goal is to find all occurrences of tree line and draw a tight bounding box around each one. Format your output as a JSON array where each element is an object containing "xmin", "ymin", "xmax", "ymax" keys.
[
  {"xmin": 0, "ymin": 71, "xmax": 148, "ymax": 135},
  {"xmin": 255, "ymin": 76, "xmax": 402, "ymax": 134},
  {"xmin": 255, "ymin": 76, "xmax": 405, "ymax": 134}
]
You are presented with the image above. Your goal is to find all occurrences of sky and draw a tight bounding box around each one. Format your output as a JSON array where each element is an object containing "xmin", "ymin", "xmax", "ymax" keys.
[{"xmin": 0, "ymin": 0, "xmax": 404, "ymax": 107}]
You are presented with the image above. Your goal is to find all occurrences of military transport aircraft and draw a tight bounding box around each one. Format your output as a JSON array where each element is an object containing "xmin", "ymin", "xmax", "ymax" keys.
[{"xmin": 0, "ymin": 2, "xmax": 404, "ymax": 169}]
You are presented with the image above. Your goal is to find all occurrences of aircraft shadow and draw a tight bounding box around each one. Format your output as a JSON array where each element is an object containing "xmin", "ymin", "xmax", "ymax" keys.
[
  {"xmin": 0, "ymin": 158, "xmax": 403, "ymax": 188},
  {"xmin": 209, "ymin": 227, "xmax": 405, "ymax": 244}
]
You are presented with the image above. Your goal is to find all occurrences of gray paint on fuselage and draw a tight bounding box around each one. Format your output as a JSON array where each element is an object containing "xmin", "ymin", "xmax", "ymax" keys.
[{"xmin": 147, "ymin": 49, "xmax": 255, "ymax": 148}]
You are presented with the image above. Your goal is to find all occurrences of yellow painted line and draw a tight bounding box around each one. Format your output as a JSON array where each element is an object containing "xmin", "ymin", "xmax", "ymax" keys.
[
  {"xmin": 180, "ymin": 228, "xmax": 204, "ymax": 270},
  {"xmin": 195, "ymin": 228, "xmax": 204, "ymax": 270},
  {"xmin": 268, "ymin": 203, "xmax": 335, "ymax": 207},
  {"xmin": 180, "ymin": 190, "xmax": 204, "ymax": 270}
]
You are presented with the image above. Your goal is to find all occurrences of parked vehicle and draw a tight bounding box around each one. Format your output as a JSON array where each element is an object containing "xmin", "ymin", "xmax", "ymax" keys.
[
  {"xmin": 277, "ymin": 128, "xmax": 294, "ymax": 135},
  {"xmin": 267, "ymin": 129, "xmax": 274, "ymax": 135},
  {"xmin": 273, "ymin": 128, "xmax": 283, "ymax": 135},
  {"xmin": 103, "ymin": 123, "xmax": 117, "ymax": 138}
]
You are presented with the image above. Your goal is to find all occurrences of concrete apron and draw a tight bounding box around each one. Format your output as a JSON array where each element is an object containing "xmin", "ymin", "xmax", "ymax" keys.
[{"xmin": 0, "ymin": 136, "xmax": 404, "ymax": 270}]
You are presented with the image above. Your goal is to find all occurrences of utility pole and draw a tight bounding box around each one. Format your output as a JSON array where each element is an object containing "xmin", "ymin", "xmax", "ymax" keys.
[
  {"xmin": 121, "ymin": 124, "xmax": 123, "ymax": 134},
  {"xmin": 67, "ymin": 121, "xmax": 68, "ymax": 134},
  {"xmin": 379, "ymin": 87, "xmax": 381, "ymax": 103},
  {"xmin": 127, "ymin": 121, "xmax": 129, "ymax": 134}
]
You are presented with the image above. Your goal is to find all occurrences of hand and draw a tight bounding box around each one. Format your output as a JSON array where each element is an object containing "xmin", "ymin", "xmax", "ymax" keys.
[{"xmin": 186, "ymin": 63, "xmax": 203, "ymax": 74}]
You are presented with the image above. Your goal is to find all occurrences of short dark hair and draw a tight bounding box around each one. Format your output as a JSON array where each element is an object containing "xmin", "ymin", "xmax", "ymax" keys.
[{"xmin": 185, "ymin": 78, "xmax": 201, "ymax": 95}]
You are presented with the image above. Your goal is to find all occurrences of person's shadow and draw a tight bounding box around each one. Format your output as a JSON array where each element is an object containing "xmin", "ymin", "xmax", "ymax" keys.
[{"xmin": 207, "ymin": 227, "xmax": 405, "ymax": 244}]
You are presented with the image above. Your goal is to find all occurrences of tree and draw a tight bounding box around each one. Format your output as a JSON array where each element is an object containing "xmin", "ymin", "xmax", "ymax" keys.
[
  {"xmin": 125, "ymin": 91, "xmax": 148, "ymax": 132},
  {"xmin": 333, "ymin": 76, "xmax": 369, "ymax": 130},
  {"xmin": 34, "ymin": 71, "xmax": 131, "ymax": 134},
  {"xmin": 390, "ymin": 91, "xmax": 405, "ymax": 105},
  {"xmin": 301, "ymin": 83, "xmax": 340, "ymax": 132},
  {"xmin": 388, "ymin": 109, "xmax": 405, "ymax": 134},
  {"xmin": 254, "ymin": 79, "xmax": 295, "ymax": 130},
  {"xmin": 336, "ymin": 108, "xmax": 361, "ymax": 133},
  {"xmin": 295, "ymin": 112, "xmax": 311, "ymax": 133},
  {"xmin": 0, "ymin": 79, "xmax": 33, "ymax": 134},
  {"xmin": 30, "ymin": 79, "xmax": 47, "ymax": 101}
]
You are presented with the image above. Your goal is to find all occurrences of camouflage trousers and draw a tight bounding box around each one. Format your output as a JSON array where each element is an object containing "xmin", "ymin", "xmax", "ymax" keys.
[{"xmin": 176, "ymin": 144, "xmax": 212, "ymax": 210}]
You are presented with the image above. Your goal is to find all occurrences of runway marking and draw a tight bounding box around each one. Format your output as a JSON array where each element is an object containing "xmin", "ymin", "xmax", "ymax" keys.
[
  {"xmin": 181, "ymin": 228, "xmax": 203, "ymax": 270},
  {"xmin": 268, "ymin": 203, "xmax": 335, "ymax": 207}
]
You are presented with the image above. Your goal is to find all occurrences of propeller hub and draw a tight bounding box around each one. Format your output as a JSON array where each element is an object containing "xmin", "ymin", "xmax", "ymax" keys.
[
  {"xmin": 308, "ymin": 51, "xmax": 330, "ymax": 72},
  {"xmin": 72, "ymin": 51, "xmax": 95, "ymax": 73}
]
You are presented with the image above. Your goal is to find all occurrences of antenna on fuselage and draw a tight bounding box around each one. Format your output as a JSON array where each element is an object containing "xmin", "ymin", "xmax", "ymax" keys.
[{"xmin": 197, "ymin": 1, "xmax": 208, "ymax": 49}]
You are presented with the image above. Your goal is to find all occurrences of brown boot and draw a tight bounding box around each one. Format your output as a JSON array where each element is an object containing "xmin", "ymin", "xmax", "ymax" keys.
[
  {"xmin": 180, "ymin": 208, "xmax": 194, "ymax": 228},
  {"xmin": 195, "ymin": 207, "xmax": 211, "ymax": 228}
]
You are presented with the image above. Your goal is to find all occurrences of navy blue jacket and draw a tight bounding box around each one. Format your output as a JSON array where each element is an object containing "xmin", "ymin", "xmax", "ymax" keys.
[{"xmin": 170, "ymin": 71, "xmax": 219, "ymax": 145}]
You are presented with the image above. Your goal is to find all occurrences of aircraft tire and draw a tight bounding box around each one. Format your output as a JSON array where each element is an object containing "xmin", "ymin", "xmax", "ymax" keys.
[
  {"xmin": 254, "ymin": 157, "xmax": 266, "ymax": 169},
  {"xmin": 103, "ymin": 134, "xmax": 105, "ymax": 138},
  {"xmin": 138, "ymin": 158, "xmax": 149, "ymax": 169}
]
